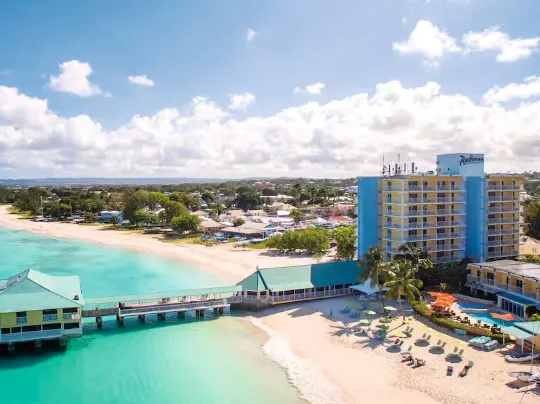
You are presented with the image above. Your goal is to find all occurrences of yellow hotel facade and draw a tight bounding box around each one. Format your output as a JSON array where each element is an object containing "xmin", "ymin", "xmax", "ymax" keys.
[{"xmin": 357, "ymin": 153, "xmax": 523, "ymax": 264}]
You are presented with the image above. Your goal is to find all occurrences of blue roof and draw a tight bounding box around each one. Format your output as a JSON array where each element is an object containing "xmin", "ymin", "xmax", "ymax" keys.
[
  {"xmin": 514, "ymin": 321, "xmax": 540, "ymax": 335},
  {"xmin": 0, "ymin": 269, "xmax": 84, "ymax": 313},
  {"xmin": 502, "ymin": 325, "xmax": 534, "ymax": 340},
  {"xmin": 497, "ymin": 291, "xmax": 538, "ymax": 306}
]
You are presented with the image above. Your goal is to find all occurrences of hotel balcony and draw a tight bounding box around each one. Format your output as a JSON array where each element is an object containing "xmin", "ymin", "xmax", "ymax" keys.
[
  {"xmin": 434, "ymin": 209, "xmax": 466, "ymax": 215},
  {"xmin": 435, "ymin": 232, "xmax": 466, "ymax": 239},
  {"xmin": 487, "ymin": 195, "xmax": 518, "ymax": 202},
  {"xmin": 488, "ymin": 184, "xmax": 522, "ymax": 191},
  {"xmin": 487, "ymin": 249, "xmax": 519, "ymax": 259},
  {"xmin": 437, "ymin": 185, "xmax": 465, "ymax": 192},
  {"xmin": 427, "ymin": 220, "xmax": 465, "ymax": 228},
  {"xmin": 487, "ymin": 240, "xmax": 519, "ymax": 247},
  {"xmin": 16, "ymin": 316, "xmax": 27, "ymax": 324},
  {"xmin": 436, "ymin": 197, "xmax": 466, "ymax": 203},
  {"xmin": 466, "ymin": 274, "xmax": 539, "ymax": 301},
  {"xmin": 433, "ymin": 244, "xmax": 465, "ymax": 251},
  {"xmin": 433, "ymin": 254, "xmax": 464, "ymax": 263},
  {"xmin": 487, "ymin": 229, "xmax": 518, "ymax": 235},
  {"xmin": 487, "ymin": 206, "xmax": 520, "ymax": 213},
  {"xmin": 63, "ymin": 313, "xmax": 81, "ymax": 321}
]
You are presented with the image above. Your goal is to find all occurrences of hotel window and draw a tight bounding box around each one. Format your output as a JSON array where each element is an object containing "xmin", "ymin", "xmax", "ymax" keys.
[
  {"xmin": 64, "ymin": 322, "xmax": 80, "ymax": 330},
  {"xmin": 486, "ymin": 273, "xmax": 494, "ymax": 280},
  {"xmin": 437, "ymin": 240, "xmax": 445, "ymax": 246},
  {"xmin": 437, "ymin": 193, "xmax": 445, "ymax": 198},
  {"xmin": 516, "ymin": 279, "xmax": 523, "ymax": 288},
  {"xmin": 437, "ymin": 228, "xmax": 445, "ymax": 234},
  {"xmin": 423, "ymin": 229, "xmax": 427, "ymax": 235},
  {"xmin": 437, "ymin": 251, "xmax": 444, "ymax": 257},
  {"xmin": 436, "ymin": 204, "xmax": 445, "ymax": 210},
  {"xmin": 450, "ymin": 227, "xmax": 455, "ymax": 234},
  {"xmin": 43, "ymin": 309, "xmax": 58, "ymax": 315},
  {"xmin": 16, "ymin": 311, "xmax": 27, "ymax": 318},
  {"xmin": 422, "ymin": 241, "xmax": 427, "ymax": 248},
  {"xmin": 408, "ymin": 230, "xmax": 417, "ymax": 236},
  {"xmin": 43, "ymin": 323, "xmax": 62, "ymax": 330}
]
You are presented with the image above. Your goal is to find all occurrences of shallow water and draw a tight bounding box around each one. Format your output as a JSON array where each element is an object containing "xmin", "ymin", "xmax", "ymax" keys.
[{"xmin": 0, "ymin": 227, "xmax": 303, "ymax": 404}]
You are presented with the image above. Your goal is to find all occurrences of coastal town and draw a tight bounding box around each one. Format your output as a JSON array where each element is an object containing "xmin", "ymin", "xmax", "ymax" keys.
[{"xmin": 1, "ymin": 152, "xmax": 540, "ymax": 404}]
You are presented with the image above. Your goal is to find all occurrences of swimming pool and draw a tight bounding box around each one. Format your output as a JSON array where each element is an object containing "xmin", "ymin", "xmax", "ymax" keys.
[
  {"xmin": 458, "ymin": 301, "xmax": 491, "ymax": 310},
  {"xmin": 467, "ymin": 312, "xmax": 517, "ymax": 328}
]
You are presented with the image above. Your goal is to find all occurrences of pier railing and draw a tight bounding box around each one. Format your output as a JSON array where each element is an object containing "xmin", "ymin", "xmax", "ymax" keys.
[
  {"xmin": 118, "ymin": 299, "xmax": 229, "ymax": 317},
  {"xmin": 0, "ymin": 329, "xmax": 62, "ymax": 343},
  {"xmin": 241, "ymin": 288, "xmax": 352, "ymax": 304}
]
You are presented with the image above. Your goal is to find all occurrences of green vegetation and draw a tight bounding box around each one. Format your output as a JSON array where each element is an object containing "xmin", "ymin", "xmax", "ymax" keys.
[
  {"xmin": 170, "ymin": 214, "xmax": 200, "ymax": 234},
  {"xmin": 247, "ymin": 240, "xmax": 269, "ymax": 249},
  {"xmin": 289, "ymin": 208, "xmax": 304, "ymax": 224},
  {"xmin": 383, "ymin": 260, "xmax": 423, "ymax": 322},
  {"xmin": 232, "ymin": 217, "xmax": 245, "ymax": 227},
  {"xmin": 333, "ymin": 225, "xmax": 357, "ymax": 260},
  {"xmin": 265, "ymin": 228, "xmax": 330, "ymax": 255},
  {"xmin": 358, "ymin": 246, "xmax": 387, "ymax": 308},
  {"xmin": 524, "ymin": 200, "xmax": 540, "ymax": 240},
  {"xmin": 519, "ymin": 255, "xmax": 540, "ymax": 264}
]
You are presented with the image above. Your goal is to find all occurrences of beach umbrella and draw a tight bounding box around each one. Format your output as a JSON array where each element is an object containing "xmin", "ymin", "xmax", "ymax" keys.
[
  {"xmin": 358, "ymin": 319, "xmax": 371, "ymax": 324},
  {"xmin": 365, "ymin": 310, "xmax": 376, "ymax": 316},
  {"xmin": 392, "ymin": 331, "xmax": 408, "ymax": 338},
  {"xmin": 384, "ymin": 306, "xmax": 397, "ymax": 311},
  {"xmin": 491, "ymin": 312, "xmax": 515, "ymax": 347}
]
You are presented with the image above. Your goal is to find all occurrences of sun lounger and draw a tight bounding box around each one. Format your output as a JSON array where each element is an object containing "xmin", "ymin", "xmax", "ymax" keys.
[
  {"xmin": 340, "ymin": 306, "xmax": 351, "ymax": 314},
  {"xmin": 483, "ymin": 340, "xmax": 498, "ymax": 351},
  {"xmin": 349, "ymin": 310, "xmax": 361, "ymax": 319},
  {"xmin": 447, "ymin": 366, "xmax": 453, "ymax": 376},
  {"xmin": 468, "ymin": 336, "xmax": 491, "ymax": 348},
  {"xmin": 459, "ymin": 361, "xmax": 474, "ymax": 377}
]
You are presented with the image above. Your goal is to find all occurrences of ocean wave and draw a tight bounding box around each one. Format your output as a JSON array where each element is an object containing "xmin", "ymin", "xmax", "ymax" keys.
[{"xmin": 250, "ymin": 317, "xmax": 345, "ymax": 404}]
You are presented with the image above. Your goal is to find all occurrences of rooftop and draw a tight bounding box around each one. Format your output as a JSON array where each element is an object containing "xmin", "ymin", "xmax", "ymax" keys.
[
  {"xmin": 237, "ymin": 261, "xmax": 360, "ymax": 292},
  {"xmin": 474, "ymin": 260, "xmax": 540, "ymax": 280},
  {"xmin": 0, "ymin": 269, "xmax": 84, "ymax": 313}
]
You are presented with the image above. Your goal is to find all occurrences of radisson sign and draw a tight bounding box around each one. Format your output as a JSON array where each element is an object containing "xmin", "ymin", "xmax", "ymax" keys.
[{"xmin": 459, "ymin": 154, "xmax": 484, "ymax": 166}]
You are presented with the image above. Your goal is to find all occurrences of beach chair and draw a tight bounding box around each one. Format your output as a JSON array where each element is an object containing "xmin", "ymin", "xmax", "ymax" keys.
[
  {"xmin": 458, "ymin": 361, "xmax": 474, "ymax": 377},
  {"xmin": 447, "ymin": 366, "xmax": 454, "ymax": 376},
  {"xmin": 349, "ymin": 310, "xmax": 361, "ymax": 319},
  {"xmin": 483, "ymin": 340, "xmax": 498, "ymax": 351},
  {"xmin": 340, "ymin": 306, "xmax": 351, "ymax": 314}
]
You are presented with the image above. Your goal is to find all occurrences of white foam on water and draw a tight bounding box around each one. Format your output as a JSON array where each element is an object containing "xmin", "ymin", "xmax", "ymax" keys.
[{"xmin": 251, "ymin": 317, "xmax": 345, "ymax": 404}]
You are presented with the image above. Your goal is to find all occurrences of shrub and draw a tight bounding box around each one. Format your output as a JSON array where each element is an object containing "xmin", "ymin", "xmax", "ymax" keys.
[{"xmin": 411, "ymin": 299, "xmax": 508, "ymax": 343}]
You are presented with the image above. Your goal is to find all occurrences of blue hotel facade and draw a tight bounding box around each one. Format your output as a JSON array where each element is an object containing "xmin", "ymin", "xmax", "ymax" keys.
[{"xmin": 357, "ymin": 153, "xmax": 523, "ymax": 264}]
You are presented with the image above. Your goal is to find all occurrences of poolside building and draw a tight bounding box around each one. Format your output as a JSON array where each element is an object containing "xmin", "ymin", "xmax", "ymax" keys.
[
  {"xmin": 236, "ymin": 261, "xmax": 359, "ymax": 304},
  {"xmin": 0, "ymin": 269, "xmax": 84, "ymax": 351},
  {"xmin": 357, "ymin": 153, "xmax": 523, "ymax": 264},
  {"xmin": 97, "ymin": 210, "xmax": 123, "ymax": 223},
  {"xmin": 465, "ymin": 260, "xmax": 540, "ymax": 319}
]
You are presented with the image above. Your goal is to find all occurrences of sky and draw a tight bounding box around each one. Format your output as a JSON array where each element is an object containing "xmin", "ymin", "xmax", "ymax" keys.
[{"xmin": 0, "ymin": 0, "xmax": 539, "ymax": 179}]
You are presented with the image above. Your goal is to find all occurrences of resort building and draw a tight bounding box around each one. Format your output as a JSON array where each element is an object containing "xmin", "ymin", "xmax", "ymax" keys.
[
  {"xmin": 97, "ymin": 210, "xmax": 123, "ymax": 223},
  {"xmin": 520, "ymin": 236, "xmax": 540, "ymax": 256},
  {"xmin": 236, "ymin": 261, "xmax": 359, "ymax": 304},
  {"xmin": 0, "ymin": 269, "xmax": 84, "ymax": 350},
  {"xmin": 357, "ymin": 153, "xmax": 523, "ymax": 264},
  {"xmin": 465, "ymin": 260, "xmax": 540, "ymax": 320}
]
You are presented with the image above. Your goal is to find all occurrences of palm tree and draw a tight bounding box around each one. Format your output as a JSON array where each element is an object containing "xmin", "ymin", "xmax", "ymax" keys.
[
  {"xmin": 358, "ymin": 246, "xmax": 388, "ymax": 309},
  {"xmin": 395, "ymin": 242, "xmax": 433, "ymax": 271},
  {"xmin": 383, "ymin": 259, "xmax": 423, "ymax": 323}
]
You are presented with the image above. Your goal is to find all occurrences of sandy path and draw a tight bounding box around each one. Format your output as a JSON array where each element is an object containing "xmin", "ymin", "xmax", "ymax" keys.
[{"xmin": 0, "ymin": 205, "xmax": 322, "ymax": 282}]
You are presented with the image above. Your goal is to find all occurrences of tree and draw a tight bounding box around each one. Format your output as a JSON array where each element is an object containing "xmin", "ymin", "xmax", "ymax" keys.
[
  {"xmin": 519, "ymin": 255, "xmax": 540, "ymax": 264},
  {"xmin": 524, "ymin": 201, "xmax": 540, "ymax": 240},
  {"xmin": 395, "ymin": 243, "xmax": 433, "ymax": 272},
  {"xmin": 131, "ymin": 209, "xmax": 152, "ymax": 227},
  {"xmin": 233, "ymin": 217, "xmax": 245, "ymax": 227},
  {"xmin": 333, "ymin": 226, "xmax": 357, "ymax": 260},
  {"xmin": 234, "ymin": 189, "xmax": 261, "ymax": 211},
  {"xmin": 84, "ymin": 212, "xmax": 96, "ymax": 223},
  {"xmin": 171, "ymin": 214, "xmax": 200, "ymax": 234},
  {"xmin": 201, "ymin": 192, "xmax": 215, "ymax": 205},
  {"xmin": 265, "ymin": 228, "xmax": 330, "ymax": 255},
  {"xmin": 211, "ymin": 205, "xmax": 224, "ymax": 220},
  {"xmin": 163, "ymin": 200, "xmax": 189, "ymax": 224},
  {"xmin": 530, "ymin": 313, "xmax": 540, "ymax": 321},
  {"xmin": 383, "ymin": 259, "xmax": 423, "ymax": 323},
  {"xmin": 289, "ymin": 208, "xmax": 304, "ymax": 224},
  {"xmin": 109, "ymin": 215, "xmax": 119, "ymax": 227},
  {"xmin": 358, "ymin": 246, "xmax": 388, "ymax": 309},
  {"xmin": 147, "ymin": 192, "xmax": 169, "ymax": 210},
  {"xmin": 122, "ymin": 190, "xmax": 146, "ymax": 222},
  {"xmin": 170, "ymin": 192, "xmax": 200, "ymax": 211}
]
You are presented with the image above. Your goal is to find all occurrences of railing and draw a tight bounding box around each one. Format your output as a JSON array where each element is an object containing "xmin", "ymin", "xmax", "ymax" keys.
[
  {"xmin": 16, "ymin": 316, "xmax": 27, "ymax": 325},
  {"xmin": 0, "ymin": 329, "xmax": 62, "ymax": 343},
  {"xmin": 467, "ymin": 274, "xmax": 480, "ymax": 282},
  {"xmin": 63, "ymin": 313, "xmax": 81, "ymax": 321},
  {"xmin": 488, "ymin": 207, "xmax": 519, "ymax": 213},
  {"xmin": 523, "ymin": 289, "xmax": 538, "ymax": 300},
  {"xmin": 270, "ymin": 288, "xmax": 351, "ymax": 303},
  {"xmin": 487, "ymin": 229, "xmax": 516, "ymax": 235},
  {"xmin": 487, "ymin": 196, "xmax": 516, "ymax": 202},
  {"xmin": 495, "ymin": 282, "xmax": 508, "ymax": 290},
  {"xmin": 429, "ymin": 221, "xmax": 464, "ymax": 227},
  {"xmin": 43, "ymin": 314, "xmax": 58, "ymax": 322},
  {"xmin": 487, "ymin": 250, "xmax": 519, "ymax": 258},
  {"xmin": 508, "ymin": 285, "xmax": 523, "ymax": 295},
  {"xmin": 487, "ymin": 240, "xmax": 518, "ymax": 247},
  {"xmin": 434, "ymin": 256, "xmax": 461, "ymax": 263},
  {"xmin": 433, "ymin": 244, "xmax": 464, "ymax": 251},
  {"xmin": 404, "ymin": 235, "xmax": 422, "ymax": 242},
  {"xmin": 408, "ymin": 186, "xmax": 422, "ymax": 192},
  {"xmin": 119, "ymin": 299, "xmax": 229, "ymax": 316},
  {"xmin": 423, "ymin": 186, "xmax": 436, "ymax": 191}
]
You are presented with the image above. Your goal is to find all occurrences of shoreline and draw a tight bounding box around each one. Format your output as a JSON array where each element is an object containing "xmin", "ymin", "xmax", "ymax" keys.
[{"xmin": 0, "ymin": 205, "xmax": 323, "ymax": 282}]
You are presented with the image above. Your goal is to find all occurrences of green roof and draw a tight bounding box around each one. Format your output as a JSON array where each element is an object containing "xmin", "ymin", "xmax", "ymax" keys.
[
  {"xmin": 85, "ymin": 285, "xmax": 242, "ymax": 306},
  {"xmin": 0, "ymin": 269, "xmax": 84, "ymax": 313},
  {"xmin": 237, "ymin": 261, "xmax": 360, "ymax": 292},
  {"xmin": 514, "ymin": 321, "xmax": 540, "ymax": 335}
]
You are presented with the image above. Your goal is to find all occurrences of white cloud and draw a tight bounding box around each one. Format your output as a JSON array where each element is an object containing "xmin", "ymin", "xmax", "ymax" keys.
[
  {"xmin": 128, "ymin": 75, "xmax": 155, "ymax": 87},
  {"xmin": 228, "ymin": 92, "xmax": 256, "ymax": 111},
  {"xmin": 462, "ymin": 26, "xmax": 540, "ymax": 62},
  {"xmin": 392, "ymin": 20, "xmax": 461, "ymax": 67},
  {"xmin": 1, "ymin": 80, "xmax": 539, "ymax": 177},
  {"xmin": 48, "ymin": 60, "xmax": 105, "ymax": 97},
  {"xmin": 246, "ymin": 28, "xmax": 259, "ymax": 43},
  {"xmin": 294, "ymin": 82, "xmax": 325, "ymax": 95},
  {"xmin": 483, "ymin": 76, "xmax": 540, "ymax": 104}
]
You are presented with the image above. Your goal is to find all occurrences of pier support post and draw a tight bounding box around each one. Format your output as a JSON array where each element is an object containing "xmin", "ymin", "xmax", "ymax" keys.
[
  {"xmin": 158, "ymin": 313, "xmax": 166, "ymax": 321},
  {"xmin": 177, "ymin": 311, "xmax": 185, "ymax": 319},
  {"xmin": 138, "ymin": 315, "xmax": 145, "ymax": 323},
  {"xmin": 34, "ymin": 339, "xmax": 42, "ymax": 351},
  {"xmin": 96, "ymin": 316, "xmax": 103, "ymax": 329},
  {"xmin": 59, "ymin": 338, "xmax": 67, "ymax": 350},
  {"xmin": 7, "ymin": 343, "xmax": 15, "ymax": 354},
  {"xmin": 116, "ymin": 315, "xmax": 124, "ymax": 327},
  {"xmin": 218, "ymin": 307, "xmax": 224, "ymax": 315},
  {"xmin": 196, "ymin": 309, "xmax": 203, "ymax": 318}
]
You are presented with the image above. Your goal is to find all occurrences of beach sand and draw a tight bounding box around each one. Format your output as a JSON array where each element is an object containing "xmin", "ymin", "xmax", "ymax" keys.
[
  {"xmin": 0, "ymin": 205, "xmax": 322, "ymax": 281},
  {"xmin": 255, "ymin": 297, "xmax": 540, "ymax": 404}
]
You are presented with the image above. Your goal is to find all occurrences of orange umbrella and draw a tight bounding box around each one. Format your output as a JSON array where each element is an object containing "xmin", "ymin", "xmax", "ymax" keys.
[
  {"xmin": 491, "ymin": 312, "xmax": 515, "ymax": 321},
  {"xmin": 427, "ymin": 292, "xmax": 456, "ymax": 302},
  {"xmin": 433, "ymin": 299, "xmax": 452, "ymax": 308}
]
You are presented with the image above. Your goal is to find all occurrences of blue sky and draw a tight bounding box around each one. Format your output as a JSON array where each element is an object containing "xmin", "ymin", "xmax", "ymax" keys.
[{"xmin": 0, "ymin": 0, "xmax": 539, "ymax": 178}]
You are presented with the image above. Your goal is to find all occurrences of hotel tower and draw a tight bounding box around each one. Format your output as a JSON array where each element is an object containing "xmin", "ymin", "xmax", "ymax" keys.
[{"xmin": 357, "ymin": 153, "xmax": 523, "ymax": 264}]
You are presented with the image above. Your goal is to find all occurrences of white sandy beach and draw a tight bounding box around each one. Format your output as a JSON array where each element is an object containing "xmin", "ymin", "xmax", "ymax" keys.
[
  {"xmin": 255, "ymin": 297, "xmax": 539, "ymax": 404},
  {"xmin": 0, "ymin": 205, "xmax": 322, "ymax": 281},
  {"xmin": 2, "ymin": 205, "xmax": 539, "ymax": 404}
]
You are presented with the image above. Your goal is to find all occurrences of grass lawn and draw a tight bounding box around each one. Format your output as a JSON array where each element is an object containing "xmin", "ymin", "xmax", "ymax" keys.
[
  {"xmin": 247, "ymin": 241, "xmax": 268, "ymax": 249},
  {"xmin": 79, "ymin": 222, "xmax": 104, "ymax": 227},
  {"xmin": 7, "ymin": 207, "xmax": 35, "ymax": 219}
]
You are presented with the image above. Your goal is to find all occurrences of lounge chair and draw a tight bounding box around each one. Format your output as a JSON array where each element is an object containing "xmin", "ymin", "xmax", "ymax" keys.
[
  {"xmin": 483, "ymin": 340, "xmax": 498, "ymax": 351},
  {"xmin": 447, "ymin": 348, "xmax": 464, "ymax": 360},
  {"xmin": 447, "ymin": 366, "xmax": 454, "ymax": 376},
  {"xmin": 468, "ymin": 336, "xmax": 491, "ymax": 348},
  {"xmin": 414, "ymin": 358, "xmax": 426, "ymax": 367},
  {"xmin": 349, "ymin": 310, "xmax": 361, "ymax": 319},
  {"xmin": 340, "ymin": 306, "xmax": 351, "ymax": 314}
]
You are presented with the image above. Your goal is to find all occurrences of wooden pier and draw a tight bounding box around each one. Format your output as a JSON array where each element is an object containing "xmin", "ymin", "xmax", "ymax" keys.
[{"xmin": 82, "ymin": 285, "xmax": 242, "ymax": 328}]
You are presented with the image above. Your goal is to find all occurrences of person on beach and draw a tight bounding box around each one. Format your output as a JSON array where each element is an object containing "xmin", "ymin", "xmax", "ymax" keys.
[{"xmin": 329, "ymin": 309, "xmax": 333, "ymax": 318}]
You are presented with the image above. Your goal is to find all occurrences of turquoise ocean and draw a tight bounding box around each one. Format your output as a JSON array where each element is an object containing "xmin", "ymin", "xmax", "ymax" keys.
[{"xmin": 0, "ymin": 227, "xmax": 303, "ymax": 404}]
